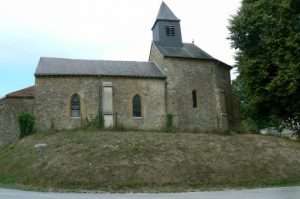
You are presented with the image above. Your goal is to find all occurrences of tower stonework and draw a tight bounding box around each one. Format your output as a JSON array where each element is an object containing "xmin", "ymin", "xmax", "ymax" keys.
[{"xmin": 149, "ymin": 2, "xmax": 234, "ymax": 132}]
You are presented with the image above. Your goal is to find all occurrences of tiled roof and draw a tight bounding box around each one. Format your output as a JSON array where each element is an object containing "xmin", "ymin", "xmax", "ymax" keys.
[
  {"xmin": 35, "ymin": 57, "xmax": 166, "ymax": 79},
  {"xmin": 6, "ymin": 86, "xmax": 34, "ymax": 99}
]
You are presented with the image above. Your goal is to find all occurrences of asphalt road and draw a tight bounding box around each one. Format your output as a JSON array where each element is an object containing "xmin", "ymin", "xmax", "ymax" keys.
[{"xmin": 0, "ymin": 186, "xmax": 299, "ymax": 199}]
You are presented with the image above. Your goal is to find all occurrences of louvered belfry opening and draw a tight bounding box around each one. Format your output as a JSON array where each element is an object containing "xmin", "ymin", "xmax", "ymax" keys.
[{"xmin": 165, "ymin": 25, "xmax": 175, "ymax": 36}]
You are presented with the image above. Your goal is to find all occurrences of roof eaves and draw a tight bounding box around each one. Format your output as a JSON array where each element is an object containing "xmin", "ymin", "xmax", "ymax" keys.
[
  {"xmin": 215, "ymin": 60, "xmax": 233, "ymax": 69},
  {"xmin": 5, "ymin": 96, "xmax": 34, "ymax": 99},
  {"xmin": 151, "ymin": 19, "xmax": 180, "ymax": 30},
  {"xmin": 35, "ymin": 73, "xmax": 98, "ymax": 77},
  {"xmin": 162, "ymin": 54, "xmax": 215, "ymax": 61},
  {"xmin": 101, "ymin": 74, "xmax": 166, "ymax": 79}
]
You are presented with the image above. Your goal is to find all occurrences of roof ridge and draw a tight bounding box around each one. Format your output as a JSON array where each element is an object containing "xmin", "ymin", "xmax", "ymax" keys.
[{"xmin": 40, "ymin": 57, "xmax": 152, "ymax": 63}]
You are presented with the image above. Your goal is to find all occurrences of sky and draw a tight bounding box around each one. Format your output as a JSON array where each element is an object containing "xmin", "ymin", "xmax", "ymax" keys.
[{"xmin": 0, "ymin": 0, "xmax": 241, "ymax": 97}]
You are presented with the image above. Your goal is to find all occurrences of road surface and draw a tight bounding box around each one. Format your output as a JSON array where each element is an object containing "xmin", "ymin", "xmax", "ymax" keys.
[{"xmin": 0, "ymin": 186, "xmax": 299, "ymax": 199}]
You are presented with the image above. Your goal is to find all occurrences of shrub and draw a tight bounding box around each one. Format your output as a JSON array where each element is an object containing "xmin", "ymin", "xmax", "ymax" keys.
[
  {"xmin": 98, "ymin": 111, "xmax": 105, "ymax": 129},
  {"xmin": 83, "ymin": 117, "xmax": 97, "ymax": 129},
  {"xmin": 165, "ymin": 113, "xmax": 174, "ymax": 133},
  {"xmin": 241, "ymin": 117, "xmax": 259, "ymax": 134},
  {"xmin": 114, "ymin": 123, "xmax": 126, "ymax": 131},
  {"xmin": 18, "ymin": 112, "xmax": 35, "ymax": 138}
]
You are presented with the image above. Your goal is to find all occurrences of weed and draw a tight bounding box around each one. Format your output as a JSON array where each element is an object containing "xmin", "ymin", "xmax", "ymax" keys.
[{"xmin": 165, "ymin": 113, "xmax": 174, "ymax": 133}]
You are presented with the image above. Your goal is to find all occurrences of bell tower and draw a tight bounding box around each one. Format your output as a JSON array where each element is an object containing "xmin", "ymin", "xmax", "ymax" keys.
[{"xmin": 151, "ymin": 2, "xmax": 183, "ymax": 47}]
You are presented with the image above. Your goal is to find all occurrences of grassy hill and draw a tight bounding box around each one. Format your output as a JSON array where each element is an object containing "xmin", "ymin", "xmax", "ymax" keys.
[{"xmin": 0, "ymin": 130, "xmax": 299, "ymax": 192}]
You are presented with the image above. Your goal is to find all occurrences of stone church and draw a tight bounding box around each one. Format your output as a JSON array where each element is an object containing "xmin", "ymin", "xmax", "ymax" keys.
[{"xmin": 0, "ymin": 2, "xmax": 239, "ymax": 144}]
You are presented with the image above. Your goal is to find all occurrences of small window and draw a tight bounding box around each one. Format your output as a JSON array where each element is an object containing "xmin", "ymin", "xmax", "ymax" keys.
[
  {"xmin": 132, "ymin": 94, "xmax": 142, "ymax": 117},
  {"xmin": 71, "ymin": 94, "xmax": 80, "ymax": 117},
  {"xmin": 165, "ymin": 25, "xmax": 175, "ymax": 36},
  {"xmin": 192, "ymin": 90, "xmax": 197, "ymax": 108}
]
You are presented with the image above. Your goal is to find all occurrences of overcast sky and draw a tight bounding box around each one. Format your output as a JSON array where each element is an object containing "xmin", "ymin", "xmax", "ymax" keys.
[{"xmin": 0, "ymin": 0, "xmax": 241, "ymax": 97}]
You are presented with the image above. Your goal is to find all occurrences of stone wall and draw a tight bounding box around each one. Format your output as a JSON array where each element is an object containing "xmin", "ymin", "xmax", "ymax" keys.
[
  {"xmin": 35, "ymin": 76, "xmax": 100, "ymax": 131},
  {"xmin": 0, "ymin": 98, "xmax": 35, "ymax": 144},
  {"xmin": 35, "ymin": 76, "xmax": 166, "ymax": 131},
  {"xmin": 149, "ymin": 43, "xmax": 220, "ymax": 132},
  {"xmin": 149, "ymin": 43, "xmax": 235, "ymax": 132},
  {"xmin": 214, "ymin": 62, "xmax": 236, "ymax": 130},
  {"xmin": 101, "ymin": 77, "xmax": 166, "ymax": 130}
]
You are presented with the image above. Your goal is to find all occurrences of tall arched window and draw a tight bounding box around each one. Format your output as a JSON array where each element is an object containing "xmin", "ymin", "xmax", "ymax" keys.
[
  {"xmin": 132, "ymin": 94, "xmax": 142, "ymax": 117},
  {"xmin": 71, "ymin": 94, "xmax": 80, "ymax": 117}
]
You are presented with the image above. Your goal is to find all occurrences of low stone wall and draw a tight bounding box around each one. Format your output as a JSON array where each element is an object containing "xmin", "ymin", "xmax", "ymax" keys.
[{"xmin": 0, "ymin": 98, "xmax": 35, "ymax": 144}]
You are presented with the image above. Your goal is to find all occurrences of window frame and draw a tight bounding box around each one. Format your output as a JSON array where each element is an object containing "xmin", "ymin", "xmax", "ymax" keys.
[
  {"xmin": 132, "ymin": 94, "xmax": 142, "ymax": 118},
  {"xmin": 70, "ymin": 94, "xmax": 81, "ymax": 118}
]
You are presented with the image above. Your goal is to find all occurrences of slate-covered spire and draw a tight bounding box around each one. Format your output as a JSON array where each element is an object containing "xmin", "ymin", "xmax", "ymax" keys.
[
  {"xmin": 152, "ymin": 2, "xmax": 183, "ymax": 47},
  {"xmin": 155, "ymin": 2, "xmax": 180, "ymax": 21}
]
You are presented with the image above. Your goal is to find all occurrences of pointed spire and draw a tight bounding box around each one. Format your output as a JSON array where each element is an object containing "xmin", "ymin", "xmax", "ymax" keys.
[
  {"xmin": 156, "ymin": 2, "xmax": 180, "ymax": 21},
  {"xmin": 151, "ymin": 2, "xmax": 183, "ymax": 47}
]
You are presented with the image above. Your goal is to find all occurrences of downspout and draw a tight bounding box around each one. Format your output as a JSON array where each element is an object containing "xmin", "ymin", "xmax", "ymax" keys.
[{"xmin": 98, "ymin": 75, "xmax": 101, "ymax": 116}]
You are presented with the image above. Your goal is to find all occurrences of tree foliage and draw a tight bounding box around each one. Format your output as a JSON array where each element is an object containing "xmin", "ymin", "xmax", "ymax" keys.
[
  {"xmin": 228, "ymin": 0, "xmax": 300, "ymax": 127},
  {"xmin": 280, "ymin": 116, "xmax": 300, "ymax": 138}
]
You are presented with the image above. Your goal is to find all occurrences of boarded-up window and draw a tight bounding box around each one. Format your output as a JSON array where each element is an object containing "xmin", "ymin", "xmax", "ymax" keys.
[
  {"xmin": 192, "ymin": 90, "xmax": 197, "ymax": 108},
  {"xmin": 102, "ymin": 81, "xmax": 114, "ymax": 128},
  {"xmin": 133, "ymin": 95, "xmax": 142, "ymax": 117},
  {"xmin": 71, "ymin": 94, "xmax": 80, "ymax": 117}
]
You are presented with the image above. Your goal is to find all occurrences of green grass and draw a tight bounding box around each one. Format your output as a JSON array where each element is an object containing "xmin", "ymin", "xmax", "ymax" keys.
[{"xmin": 0, "ymin": 130, "xmax": 299, "ymax": 192}]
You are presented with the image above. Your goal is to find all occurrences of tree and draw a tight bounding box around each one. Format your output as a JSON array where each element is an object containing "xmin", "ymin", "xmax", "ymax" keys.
[{"xmin": 228, "ymin": 0, "xmax": 300, "ymax": 127}]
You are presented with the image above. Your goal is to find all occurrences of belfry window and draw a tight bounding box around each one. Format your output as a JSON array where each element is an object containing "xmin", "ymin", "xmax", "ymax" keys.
[
  {"xmin": 165, "ymin": 25, "xmax": 175, "ymax": 36},
  {"xmin": 71, "ymin": 94, "xmax": 80, "ymax": 117},
  {"xmin": 192, "ymin": 90, "xmax": 197, "ymax": 108},
  {"xmin": 132, "ymin": 94, "xmax": 142, "ymax": 117}
]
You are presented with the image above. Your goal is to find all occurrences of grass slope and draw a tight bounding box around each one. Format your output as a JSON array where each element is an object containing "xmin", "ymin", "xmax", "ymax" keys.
[{"xmin": 0, "ymin": 130, "xmax": 299, "ymax": 192}]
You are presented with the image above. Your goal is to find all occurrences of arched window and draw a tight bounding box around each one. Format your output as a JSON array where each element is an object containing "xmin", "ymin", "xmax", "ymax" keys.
[
  {"xmin": 71, "ymin": 94, "xmax": 80, "ymax": 117},
  {"xmin": 132, "ymin": 94, "xmax": 142, "ymax": 117}
]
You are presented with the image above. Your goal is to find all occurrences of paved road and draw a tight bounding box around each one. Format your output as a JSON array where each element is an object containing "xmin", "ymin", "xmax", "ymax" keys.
[{"xmin": 0, "ymin": 186, "xmax": 299, "ymax": 199}]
